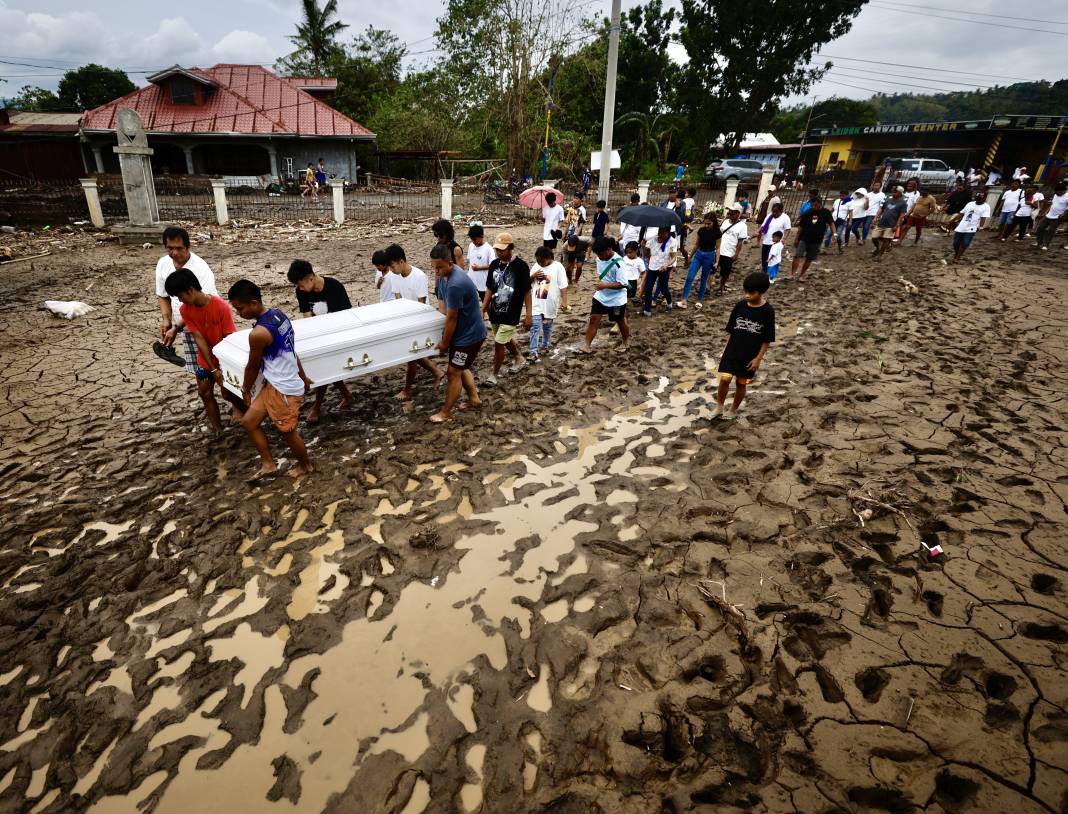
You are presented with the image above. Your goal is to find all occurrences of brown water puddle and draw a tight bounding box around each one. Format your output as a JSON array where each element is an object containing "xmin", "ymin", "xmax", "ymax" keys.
[{"xmin": 86, "ymin": 381, "xmax": 718, "ymax": 812}]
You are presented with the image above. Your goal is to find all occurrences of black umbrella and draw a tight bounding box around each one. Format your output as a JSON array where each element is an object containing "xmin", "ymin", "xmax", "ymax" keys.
[{"xmin": 615, "ymin": 204, "xmax": 682, "ymax": 230}]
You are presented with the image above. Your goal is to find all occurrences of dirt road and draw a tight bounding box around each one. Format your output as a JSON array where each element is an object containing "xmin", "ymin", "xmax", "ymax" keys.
[{"xmin": 0, "ymin": 223, "xmax": 1066, "ymax": 813}]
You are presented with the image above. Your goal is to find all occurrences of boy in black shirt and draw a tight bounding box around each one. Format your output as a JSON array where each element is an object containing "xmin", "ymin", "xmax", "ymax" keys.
[
  {"xmin": 790, "ymin": 197, "xmax": 833, "ymax": 282},
  {"xmin": 287, "ymin": 259, "xmax": 353, "ymax": 423},
  {"xmin": 715, "ymin": 272, "xmax": 774, "ymax": 420}
]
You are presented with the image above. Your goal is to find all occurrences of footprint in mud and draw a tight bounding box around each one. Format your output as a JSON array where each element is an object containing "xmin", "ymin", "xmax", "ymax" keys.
[
  {"xmin": 940, "ymin": 653, "xmax": 984, "ymax": 685},
  {"xmin": 934, "ymin": 769, "xmax": 980, "ymax": 812},
  {"xmin": 854, "ymin": 667, "xmax": 890, "ymax": 703},
  {"xmin": 847, "ymin": 785, "xmax": 913, "ymax": 811},
  {"xmin": 1030, "ymin": 573, "xmax": 1060, "ymax": 595},
  {"xmin": 812, "ymin": 664, "xmax": 845, "ymax": 703},
  {"xmin": 982, "ymin": 671, "xmax": 1018, "ymax": 701},
  {"xmin": 1018, "ymin": 622, "xmax": 1068, "ymax": 642},
  {"xmin": 983, "ymin": 701, "xmax": 1020, "ymax": 730},
  {"xmin": 922, "ymin": 590, "xmax": 944, "ymax": 617}
]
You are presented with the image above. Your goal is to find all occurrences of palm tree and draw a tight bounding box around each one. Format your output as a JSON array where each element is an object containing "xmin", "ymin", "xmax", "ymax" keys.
[
  {"xmin": 615, "ymin": 111, "xmax": 684, "ymax": 177},
  {"xmin": 288, "ymin": 0, "xmax": 349, "ymax": 76}
]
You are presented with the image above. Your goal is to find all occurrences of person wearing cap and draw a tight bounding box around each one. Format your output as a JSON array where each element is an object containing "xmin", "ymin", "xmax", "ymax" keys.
[
  {"xmin": 845, "ymin": 187, "xmax": 869, "ymax": 245},
  {"xmin": 789, "ymin": 195, "xmax": 833, "ymax": 282},
  {"xmin": 482, "ymin": 232, "xmax": 532, "ymax": 385},
  {"xmin": 869, "ymin": 186, "xmax": 909, "ymax": 260},
  {"xmin": 430, "ymin": 243, "xmax": 487, "ymax": 423},
  {"xmin": 714, "ymin": 204, "xmax": 749, "ymax": 295}
]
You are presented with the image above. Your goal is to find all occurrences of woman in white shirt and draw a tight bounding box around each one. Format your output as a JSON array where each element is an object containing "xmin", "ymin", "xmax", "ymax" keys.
[
  {"xmin": 845, "ymin": 188, "xmax": 868, "ymax": 244},
  {"xmin": 756, "ymin": 202, "xmax": 791, "ymax": 273},
  {"xmin": 1034, "ymin": 181, "xmax": 1068, "ymax": 250}
]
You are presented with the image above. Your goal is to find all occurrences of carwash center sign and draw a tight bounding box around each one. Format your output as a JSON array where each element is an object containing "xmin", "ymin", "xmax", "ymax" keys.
[{"xmin": 805, "ymin": 114, "xmax": 1065, "ymax": 141}]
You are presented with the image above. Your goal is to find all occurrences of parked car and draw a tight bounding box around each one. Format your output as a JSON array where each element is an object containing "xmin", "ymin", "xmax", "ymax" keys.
[
  {"xmin": 703, "ymin": 158, "xmax": 766, "ymax": 184},
  {"xmin": 882, "ymin": 157, "xmax": 957, "ymax": 191}
]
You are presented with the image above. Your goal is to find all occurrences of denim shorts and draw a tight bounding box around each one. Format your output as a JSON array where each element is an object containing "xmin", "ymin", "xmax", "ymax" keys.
[{"xmin": 953, "ymin": 231, "xmax": 975, "ymax": 249}]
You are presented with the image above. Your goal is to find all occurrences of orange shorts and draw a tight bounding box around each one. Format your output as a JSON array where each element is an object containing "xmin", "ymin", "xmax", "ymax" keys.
[
  {"xmin": 718, "ymin": 372, "xmax": 753, "ymax": 386},
  {"xmin": 253, "ymin": 382, "xmax": 303, "ymax": 432}
]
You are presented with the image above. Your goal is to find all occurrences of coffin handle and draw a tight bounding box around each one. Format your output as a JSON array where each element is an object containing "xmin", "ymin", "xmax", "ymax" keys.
[
  {"xmin": 424, "ymin": 338, "xmax": 434, "ymax": 349},
  {"xmin": 344, "ymin": 353, "xmax": 372, "ymax": 370}
]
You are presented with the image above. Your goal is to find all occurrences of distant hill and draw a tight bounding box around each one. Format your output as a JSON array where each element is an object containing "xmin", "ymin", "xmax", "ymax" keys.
[{"xmin": 872, "ymin": 80, "xmax": 1068, "ymax": 124}]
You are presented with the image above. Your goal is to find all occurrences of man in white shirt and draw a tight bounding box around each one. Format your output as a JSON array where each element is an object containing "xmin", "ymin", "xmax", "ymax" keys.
[
  {"xmin": 902, "ymin": 179, "xmax": 920, "ymax": 214},
  {"xmin": 865, "ymin": 183, "xmax": 887, "ymax": 241},
  {"xmin": 757, "ymin": 202, "xmax": 791, "ymax": 274},
  {"xmin": 985, "ymin": 166, "xmax": 1002, "ymax": 187},
  {"xmin": 384, "ymin": 243, "xmax": 442, "ymax": 400},
  {"xmin": 152, "ymin": 226, "xmax": 217, "ymax": 374},
  {"xmin": 1034, "ymin": 181, "xmax": 1068, "ymax": 251},
  {"xmin": 995, "ymin": 178, "xmax": 1025, "ymax": 241},
  {"xmin": 642, "ymin": 226, "xmax": 677, "ymax": 314},
  {"xmin": 949, "ymin": 191, "xmax": 991, "ymax": 263},
  {"xmin": 542, "ymin": 192, "xmax": 564, "ymax": 250},
  {"xmin": 1013, "ymin": 166, "xmax": 1030, "ymax": 183},
  {"xmin": 715, "ymin": 204, "xmax": 749, "ymax": 296}
]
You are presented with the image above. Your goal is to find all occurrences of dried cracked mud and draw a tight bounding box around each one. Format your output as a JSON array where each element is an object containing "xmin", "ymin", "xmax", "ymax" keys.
[{"xmin": 1, "ymin": 223, "xmax": 1066, "ymax": 813}]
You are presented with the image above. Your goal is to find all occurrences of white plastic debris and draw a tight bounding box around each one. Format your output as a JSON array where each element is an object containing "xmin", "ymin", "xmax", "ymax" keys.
[
  {"xmin": 142, "ymin": 242, "xmax": 153, "ymax": 249},
  {"xmin": 43, "ymin": 300, "xmax": 95, "ymax": 319},
  {"xmin": 920, "ymin": 540, "xmax": 944, "ymax": 557}
]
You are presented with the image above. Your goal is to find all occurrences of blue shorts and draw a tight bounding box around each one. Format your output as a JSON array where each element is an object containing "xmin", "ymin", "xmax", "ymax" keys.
[
  {"xmin": 767, "ymin": 263, "xmax": 780, "ymax": 279},
  {"xmin": 194, "ymin": 366, "xmax": 214, "ymax": 381},
  {"xmin": 953, "ymin": 232, "xmax": 975, "ymax": 249},
  {"xmin": 998, "ymin": 211, "xmax": 1015, "ymax": 226}
]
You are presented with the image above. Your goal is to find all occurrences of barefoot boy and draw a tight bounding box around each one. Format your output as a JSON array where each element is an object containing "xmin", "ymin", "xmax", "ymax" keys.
[
  {"xmin": 164, "ymin": 269, "xmax": 246, "ymax": 433},
  {"xmin": 715, "ymin": 272, "xmax": 775, "ymax": 420},
  {"xmin": 430, "ymin": 244, "xmax": 486, "ymax": 423},
  {"xmin": 287, "ymin": 259, "xmax": 354, "ymax": 423},
  {"xmin": 227, "ymin": 279, "xmax": 314, "ymax": 480},
  {"xmin": 581, "ymin": 237, "xmax": 630, "ymax": 353}
]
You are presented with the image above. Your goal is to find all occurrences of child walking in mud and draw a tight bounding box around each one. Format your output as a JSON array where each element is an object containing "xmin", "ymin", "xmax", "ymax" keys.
[
  {"xmin": 714, "ymin": 272, "xmax": 775, "ymax": 420},
  {"xmin": 227, "ymin": 280, "xmax": 314, "ymax": 481}
]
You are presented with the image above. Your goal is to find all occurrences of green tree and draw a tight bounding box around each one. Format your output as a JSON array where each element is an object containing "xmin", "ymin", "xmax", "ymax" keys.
[
  {"xmin": 771, "ymin": 96, "xmax": 879, "ymax": 142},
  {"xmin": 327, "ymin": 27, "xmax": 406, "ymax": 126},
  {"xmin": 9, "ymin": 85, "xmax": 63, "ymax": 112},
  {"xmin": 676, "ymin": 0, "xmax": 868, "ymax": 160},
  {"xmin": 52, "ymin": 64, "xmax": 136, "ymax": 111},
  {"xmin": 278, "ymin": 0, "xmax": 349, "ymax": 77}
]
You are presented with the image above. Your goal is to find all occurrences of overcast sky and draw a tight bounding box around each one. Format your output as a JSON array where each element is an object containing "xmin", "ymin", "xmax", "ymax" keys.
[{"xmin": 2, "ymin": 0, "xmax": 1066, "ymax": 113}]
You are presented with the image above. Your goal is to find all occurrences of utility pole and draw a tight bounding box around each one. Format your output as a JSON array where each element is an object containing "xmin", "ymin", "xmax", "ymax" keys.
[{"xmin": 597, "ymin": 0, "xmax": 622, "ymax": 203}]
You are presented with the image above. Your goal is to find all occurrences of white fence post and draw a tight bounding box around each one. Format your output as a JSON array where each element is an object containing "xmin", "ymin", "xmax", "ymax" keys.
[
  {"xmin": 440, "ymin": 178, "xmax": 454, "ymax": 221},
  {"xmin": 637, "ymin": 179, "xmax": 651, "ymax": 203},
  {"xmin": 209, "ymin": 179, "xmax": 229, "ymax": 226},
  {"xmin": 78, "ymin": 178, "xmax": 105, "ymax": 228},
  {"xmin": 755, "ymin": 167, "xmax": 775, "ymax": 212},
  {"xmin": 723, "ymin": 178, "xmax": 740, "ymax": 210},
  {"xmin": 329, "ymin": 179, "xmax": 345, "ymax": 224}
]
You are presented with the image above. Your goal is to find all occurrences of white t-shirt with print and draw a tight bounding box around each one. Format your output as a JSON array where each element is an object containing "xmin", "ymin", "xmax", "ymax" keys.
[
  {"xmin": 543, "ymin": 205, "xmax": 564, "ymax": 240},
  {"xmin": 760, "ymin": 213, "xmax": 791, "ymax": 245},
  {"xmin": 1046, "ymin": 192, "xmax": 1068, "ymax": 220},
  {"xmin": 719, "ymin": 220, "xmax": 749, "ymax": 259},
  {"xmin": 530, "ymin": 261, "xmax": 568, "ymax": 319},
  {"xmin": 955, "ymin": 202, "xmax": 991, "ymax": 233},
  {"xmin": 767, "ymin": 241, "xmax": 784, "ymax": 268},
  {"xmin": 646, "ymin": 235, "xmax": 677, "ymax": 270},
  {"xmin": 1016, "ymin": 192, "xmax": 1043, "ymax": 219},
  {"xmin": 155, "ymin": 251, "xmax": 217, "ymax": 323},
  {"xmin": 393, "ymin": 266, "xmax": 429, "ymax": 302},
  {"xmin": 466, "ymin": 242, "xmax": 494, "ymax": 291},
  {"xmin": 621, "ymin": 255, "xmax": 644, "ymax": 282}
]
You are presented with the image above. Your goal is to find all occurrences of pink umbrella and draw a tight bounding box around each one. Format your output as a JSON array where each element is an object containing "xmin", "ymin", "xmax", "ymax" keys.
[{"xmin": 518, "ymin": 185, "xmax": 564, "ymax": 210}]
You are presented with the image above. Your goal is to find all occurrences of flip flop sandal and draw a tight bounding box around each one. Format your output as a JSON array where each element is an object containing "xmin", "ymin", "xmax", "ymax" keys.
[{"xmin": 152, "ymin": 340, "xmax": 186, "ymax": 367}]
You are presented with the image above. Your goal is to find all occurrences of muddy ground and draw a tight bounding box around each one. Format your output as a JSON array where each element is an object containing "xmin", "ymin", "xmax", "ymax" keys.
[{"xmin": 0, "ymin": 220, "xmax": 1066, "ymax": 814}]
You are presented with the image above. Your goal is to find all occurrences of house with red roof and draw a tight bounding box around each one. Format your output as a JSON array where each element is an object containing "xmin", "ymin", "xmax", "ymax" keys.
[{"xmin": 80, "ymin": 64, "xmax": 374, "ymax": 183}]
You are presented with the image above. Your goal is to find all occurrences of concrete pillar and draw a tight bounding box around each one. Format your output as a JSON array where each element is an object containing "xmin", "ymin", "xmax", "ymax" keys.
[
  {"xmin": 330, "ymin": 179, "xmax": 345, "ymax": 224},
  {"xmin": 113, "ymin": 110, "xmax": 159, "ymax": 227},
  {"xmin": 440, "ymin": 178, "xmax": 454, "ymax": 221},
  {"xmin": 637, "ymin": 179, "xmax": 651, "ymax": 203},
  {"xmin": 91, "ymin": 145, "xmax": 105, "ymax": 174},
  {"xmin": 755, "ymin": 167, "xmax": 775, "ymax": 212},
  {"xmin": 267, "ymin": 143, "xmax": 280, "ymax": 181},
  {"xmin": 723, "ymin": 178, "xmax": 740, "ymax": 210},
  {"xmin": 79, "ymin": 178, "xmax": 105, "ymax": 227},
  {"xmin": 210, "ymin": 179, "xmax": 229, "ymax": 225},
  {"xmin": 183, "ymin": 145, "xmax": 195, "ymax": 175}
]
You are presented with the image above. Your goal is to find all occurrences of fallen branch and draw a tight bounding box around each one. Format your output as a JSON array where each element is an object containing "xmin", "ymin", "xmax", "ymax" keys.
[{"xmin": 1, "ymin": 250, "xmax": 51, "ymax": 265}]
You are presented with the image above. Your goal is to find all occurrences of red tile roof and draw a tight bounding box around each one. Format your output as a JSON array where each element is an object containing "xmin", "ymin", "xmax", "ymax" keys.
[{"xmin": 81, "ymin": 64, "xmax": 373, "ymax": 139}]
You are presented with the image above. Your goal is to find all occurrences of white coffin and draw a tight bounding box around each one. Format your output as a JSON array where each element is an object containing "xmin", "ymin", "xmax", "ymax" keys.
[{"xmin": 215, "ymin": 298, "xmax": 445, "ymax": 397}]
